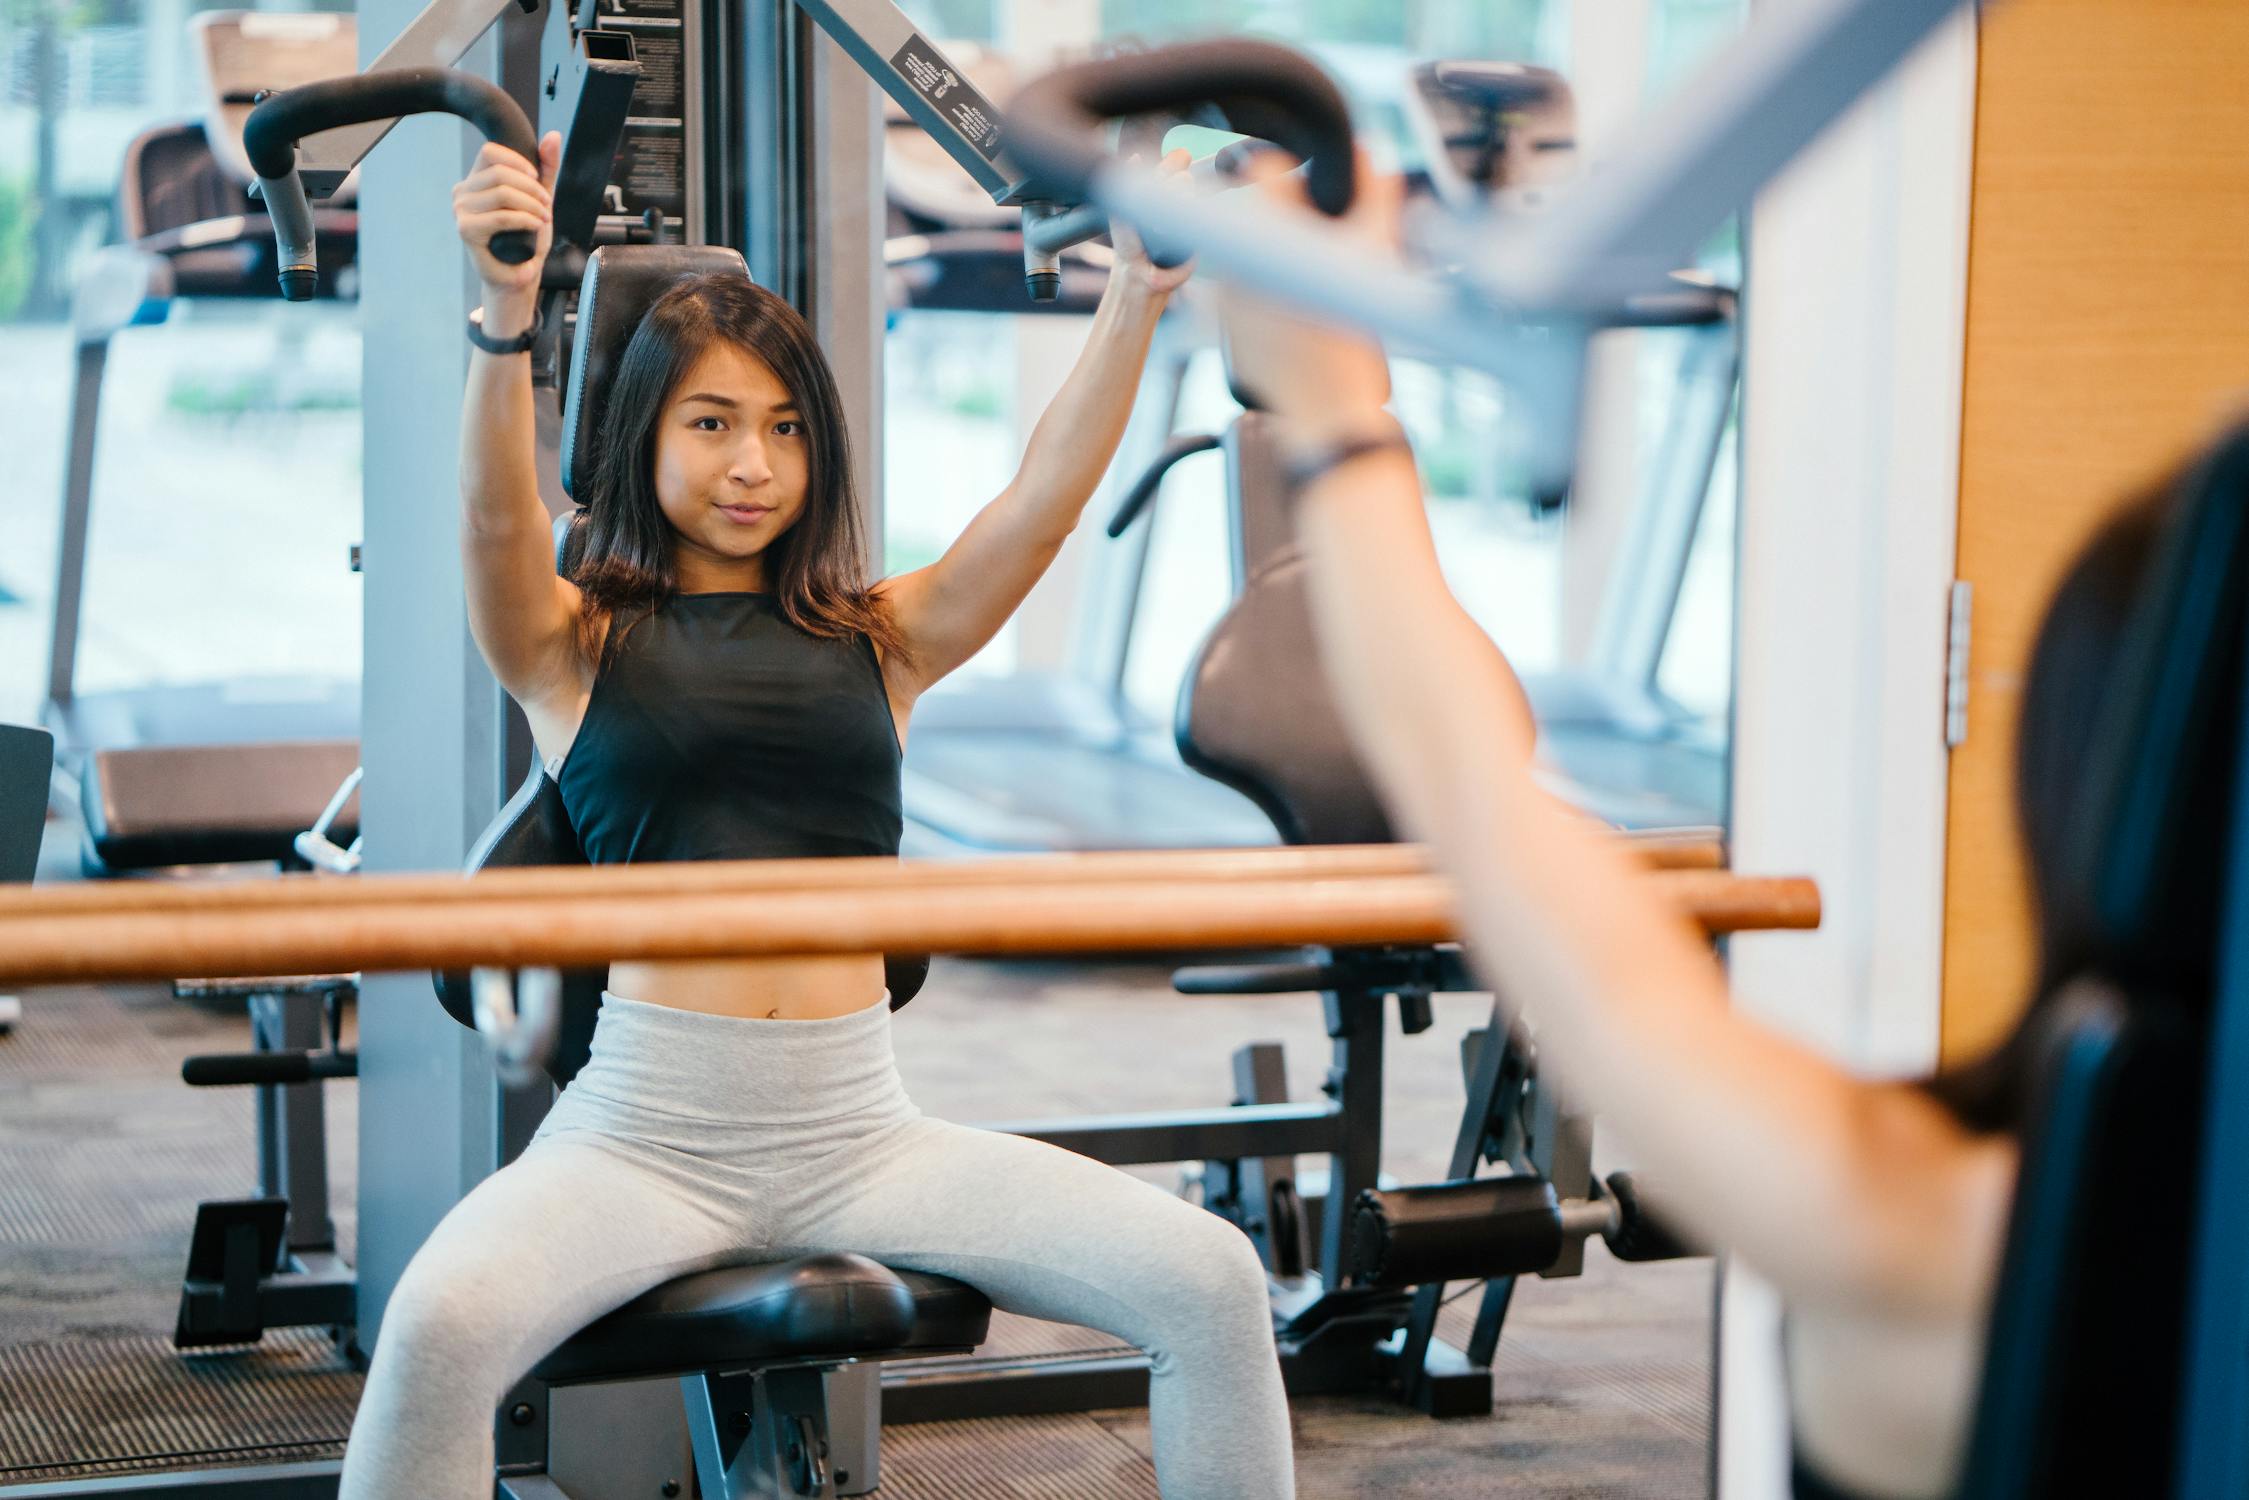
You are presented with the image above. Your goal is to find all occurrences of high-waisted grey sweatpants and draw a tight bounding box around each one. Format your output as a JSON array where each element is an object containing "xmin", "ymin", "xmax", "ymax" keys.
[{"xmin": 337, "ymin": 992, "xmax": 1293, "ymax": 1499}]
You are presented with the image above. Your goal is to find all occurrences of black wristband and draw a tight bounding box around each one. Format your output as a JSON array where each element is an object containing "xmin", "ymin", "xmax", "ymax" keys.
[
  {"xmin": 1281, "ymin": 419, "xmax": 1413, "ymax": 494},
  {"xmin": 467, "ymin": 302, "xmax": 542, "ymax": 356}
]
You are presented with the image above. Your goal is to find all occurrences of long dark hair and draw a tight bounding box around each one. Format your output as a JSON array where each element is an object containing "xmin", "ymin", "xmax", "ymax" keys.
[
  {"xmin": 561, "ymin": 272, "xmax": 904, "ymax": 663},
  {"xmin": 1931, "ymin": 478, "xmax": 2175, "ymax": 1129}
]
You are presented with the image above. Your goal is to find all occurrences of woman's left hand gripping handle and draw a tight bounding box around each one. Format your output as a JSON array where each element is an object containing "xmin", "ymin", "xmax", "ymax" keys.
[{"xmin": 456, "ymin": 131, "xmax": 562, "ymax": 295}]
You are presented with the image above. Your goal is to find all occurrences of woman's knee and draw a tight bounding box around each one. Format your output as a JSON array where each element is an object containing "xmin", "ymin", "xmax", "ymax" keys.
[
  {"xmin": 1149, "ymin": 1212, "xmax": 1273, "ymax": 1328},
  {"xmin": 372, "ymin": 1254, "xmax": 525, "ymax": 1397}
]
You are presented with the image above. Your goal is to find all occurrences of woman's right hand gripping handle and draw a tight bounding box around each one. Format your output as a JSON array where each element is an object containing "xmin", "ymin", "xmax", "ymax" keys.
[{"xmin": 454, "ymin": 132, "xmax": 562, "ymax": 332}]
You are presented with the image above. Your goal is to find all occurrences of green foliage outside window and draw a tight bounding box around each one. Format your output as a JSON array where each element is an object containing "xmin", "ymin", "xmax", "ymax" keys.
[{"xmin": 0, "ymin": 176, "xmax": 35, "ymax": 323}]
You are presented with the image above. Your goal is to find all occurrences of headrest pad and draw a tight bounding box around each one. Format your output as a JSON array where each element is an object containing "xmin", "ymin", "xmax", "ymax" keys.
[{"xmin": 561, "ymin": 244, "xmax": 753, "ymax": 502}]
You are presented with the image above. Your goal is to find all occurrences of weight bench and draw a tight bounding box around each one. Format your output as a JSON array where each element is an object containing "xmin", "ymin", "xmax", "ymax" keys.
[
  {"xmin": 505, "ymin": 1257, "xmax": 990, "ymax": 1498},
  {"xmin": 80, "ymin": 737, "xmax": 360, "ymax": 873}
]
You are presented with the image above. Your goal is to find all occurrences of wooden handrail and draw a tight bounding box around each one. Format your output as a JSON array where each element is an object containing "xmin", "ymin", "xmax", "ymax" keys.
[
  {"xmin": 0, "ymin": 833, "xmax": 1723, "ymax": 921},
  {"xmin": 0, "ymin": 867, "xmax": 1815, "ymax": 986}
]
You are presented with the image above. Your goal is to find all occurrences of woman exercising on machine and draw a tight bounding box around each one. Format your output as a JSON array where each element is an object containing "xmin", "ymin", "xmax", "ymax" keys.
[
  {"xmin": 336, "ymin": 134, "xmax": 1293, "ymax": 1499},
  {"xmin": 1214, "ymin": 154, "xmax": 2175, "ymax": 1500}
]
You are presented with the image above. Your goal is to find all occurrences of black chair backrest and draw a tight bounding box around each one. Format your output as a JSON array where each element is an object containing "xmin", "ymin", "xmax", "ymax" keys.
[
  {"xmin": 1957, "ymin": 423, "xmax": 2249, "ymax": 1496},
  {"xmin": 1956, "ymin": 983, "xmax": 2199, "ymax": 1498},
  {"xmin": 1175, "ymin": 413, "xmax": 1393, "ymax": 846},
  {"xmin": 0, "ymin": 724, "xmax": 54, "ymax": 885}
]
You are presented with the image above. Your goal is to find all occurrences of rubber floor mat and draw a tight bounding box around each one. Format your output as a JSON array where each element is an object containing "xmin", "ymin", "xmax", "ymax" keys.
[{"xmin": 0, "ymin": 1326, "xmax": 357, "ymax": 1484}]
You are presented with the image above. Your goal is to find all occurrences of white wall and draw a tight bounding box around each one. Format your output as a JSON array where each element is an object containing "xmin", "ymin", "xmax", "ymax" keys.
[
  {"xmin": 999, "ymin": 0, "xmax": 1102, "ymax": 674},
  {"xmin": 1559, "ymin": 0, "xmax": 1654, "ymax": 662},
  {"xmin": 1719, "ymin": 6, "xmax": 1978, "ymax": 1494}
]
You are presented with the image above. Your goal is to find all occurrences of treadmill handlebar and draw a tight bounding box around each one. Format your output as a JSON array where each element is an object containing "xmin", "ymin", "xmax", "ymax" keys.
[
  {"xmin": 1105, "ymin": 431, "xmax": 1222, "ymax": 538},
  {"xmin": 246, "ymin": 67, "xmax": 537, "ymax": 301},
  {"xmin": 1004, "ymin": 40, "xmax": 1358, "ymax": 224}
]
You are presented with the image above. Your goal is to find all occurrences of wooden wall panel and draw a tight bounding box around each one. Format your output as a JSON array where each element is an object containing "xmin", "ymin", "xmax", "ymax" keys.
[{"xmin": 1943, "ymin": 0, "xmax": 2249, "ymax": 1062}]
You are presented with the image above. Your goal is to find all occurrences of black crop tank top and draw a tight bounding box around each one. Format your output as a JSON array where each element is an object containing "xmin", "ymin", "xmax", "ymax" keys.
[{"xmin": 557, "ymin": 593, "xmax": 903, "ymax": 864}]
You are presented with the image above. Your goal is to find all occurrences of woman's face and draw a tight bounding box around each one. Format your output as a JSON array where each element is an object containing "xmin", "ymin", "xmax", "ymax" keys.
[{"xmin": 651, "ymin": 340, "xmax": 811, "ymax": 589}]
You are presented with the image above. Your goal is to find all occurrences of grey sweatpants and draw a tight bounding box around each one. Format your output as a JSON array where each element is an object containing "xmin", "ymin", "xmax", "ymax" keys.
[{"xmin": 337, "ymin": 992, "xmax": 1294, "ymax": 1499}]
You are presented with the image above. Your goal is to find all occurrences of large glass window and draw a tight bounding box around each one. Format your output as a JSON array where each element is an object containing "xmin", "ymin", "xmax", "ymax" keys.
[
  {"xmin": 883, "ymin": 308, "xmax": 1024, "ymax": 673},
  {"xmin": 882, "ymin": 0, "xmax": 1748, "ymax": 831},
  {"xmin": 0, "ymin": 0, "xmax": 362, "ymax": 725}
]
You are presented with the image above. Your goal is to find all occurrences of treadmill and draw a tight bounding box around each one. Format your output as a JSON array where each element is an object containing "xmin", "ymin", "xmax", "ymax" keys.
[
  {"xmin": 879, "ymin": 45, "xmax": 1277, "ymax": 856},
  {"xmin": 48, "ymin": 11, "xmax": 362, "ymax": 874}
]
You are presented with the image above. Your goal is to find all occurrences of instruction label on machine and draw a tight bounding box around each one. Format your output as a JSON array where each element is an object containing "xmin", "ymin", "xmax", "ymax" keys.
[
  {"xmin": 593, "ymin": 0, "xmax": 687, "ymax": 225},
  {"xmin": 891, "ymin": 33, "xmax": 1003, "ymax": 162}
]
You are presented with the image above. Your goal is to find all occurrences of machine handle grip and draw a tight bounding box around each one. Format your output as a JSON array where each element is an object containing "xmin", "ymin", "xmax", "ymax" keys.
[
  {"xmin": 245, "ymin": 68, "xmax": 539, "ymax": 298},
  {"xmin": 1004, "ymin": 40, "xmax": 1357, "ymax": 219}
]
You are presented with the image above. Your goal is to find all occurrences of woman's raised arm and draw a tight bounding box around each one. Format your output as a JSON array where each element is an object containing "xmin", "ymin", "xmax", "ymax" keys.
[
  {"xmin": 877, "ymin": 157, "xmax": 1196, "ymax": 696},
  {"xmin": 1214, "ymin": 159, "xmax": 2014, "ymax": 1322},
  {"xmin": 452, "ymin": 132, "xmax": 587, "ymax": 712}
]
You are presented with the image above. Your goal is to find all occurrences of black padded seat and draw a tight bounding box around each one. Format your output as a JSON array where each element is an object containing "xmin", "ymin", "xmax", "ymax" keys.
[
  {"xmin": 891, "ymin": 1267, "xmax": 999, "ymax": 1351},
  {"xmin": 532, "ymin": 1254, "xmax": 991, "ymax": 1385},
  {"xmin": 80, "ymin": 737, "xmax": 360, "ymax": 871}
]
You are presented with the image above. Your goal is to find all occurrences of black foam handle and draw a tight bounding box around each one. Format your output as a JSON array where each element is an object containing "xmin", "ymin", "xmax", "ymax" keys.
[
  {"xmin": 1349, "ymin": 1176, "xmax": 1563, "ymax": 1288},
  {"xmin": 245, "ymin": 67, "xmax": 540, "ymax": 262},
  {"xmin": 1005, "ymin": 40, "xmax": 1356, "ymax": 218},
  {"xmin": 1601, "ymin": 1172, "xmax": 1704, "ymax": 1263},
  {"xmin": 183, "ymin": 1050, "xmax": 358, "ymax": 1087}
]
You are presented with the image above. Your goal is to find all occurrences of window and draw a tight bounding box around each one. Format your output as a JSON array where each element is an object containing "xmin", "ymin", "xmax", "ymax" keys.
[
  {"xmin": 881, "ymin": 0, "xmax": 1747, "ymax": 829},
  {"xmin": 1, "ymin": 0, "xmax": 364, "ymax": 721}
]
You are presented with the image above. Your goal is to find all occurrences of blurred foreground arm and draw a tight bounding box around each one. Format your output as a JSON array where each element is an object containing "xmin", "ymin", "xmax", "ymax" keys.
[{"xmin": 1215, "ymin": 152, "xmax": 2013, "ymax": 1321}]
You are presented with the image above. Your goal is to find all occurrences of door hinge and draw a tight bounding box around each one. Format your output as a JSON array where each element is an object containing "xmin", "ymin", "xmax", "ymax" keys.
[{"xmin": 1945, "ymin": 579, "xmax": 1973, "ymax": 748}]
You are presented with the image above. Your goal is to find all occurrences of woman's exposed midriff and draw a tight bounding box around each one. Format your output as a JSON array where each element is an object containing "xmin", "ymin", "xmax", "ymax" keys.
[{"xmin": 607, "ymin": 953, "xmax": 889, "ymax": 1019}]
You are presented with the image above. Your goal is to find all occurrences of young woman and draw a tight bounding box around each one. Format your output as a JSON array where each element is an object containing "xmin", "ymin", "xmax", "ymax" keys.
[
  {"xmin": 1211, "ymin": 156, "xmax": 2178, "ymax": 1500},
  {"xmin": 336, "ymin": 134, "xmax": 1293, "ymax": 1500}
]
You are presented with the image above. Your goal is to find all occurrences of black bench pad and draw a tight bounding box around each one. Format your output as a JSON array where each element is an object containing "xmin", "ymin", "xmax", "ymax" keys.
[{"xmin": 533, "ymin": 1254, "xmax": 991, "ymax": 1385}]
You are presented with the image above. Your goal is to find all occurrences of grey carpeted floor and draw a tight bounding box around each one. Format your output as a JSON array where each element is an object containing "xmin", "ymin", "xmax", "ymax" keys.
[{"xmin": 0, "ymin": 840, "xmax": 1711, "ymax": 1495}]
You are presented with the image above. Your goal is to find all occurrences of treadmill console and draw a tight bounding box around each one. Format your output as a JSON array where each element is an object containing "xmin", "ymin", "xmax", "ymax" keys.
[{"xmin": 1404, "ymin": 60, "xmax": 1576, "ymax": 215}]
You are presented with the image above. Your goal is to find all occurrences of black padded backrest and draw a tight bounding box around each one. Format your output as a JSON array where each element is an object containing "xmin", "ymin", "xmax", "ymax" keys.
[
  {"xmin": 434, "ymin": 763, "xmax": 607, "ymax": 1087},
  {"xmin": 1176, "ymin": 546, "xmax": 1392, "ymax": 848},
  {"xmin": 1956, "ymin": 983, "xmax": 2200, "ymax": 1498},
  {"xmin": 560, "ymin": 244, "xmax": 751, "ymax": 501}
]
